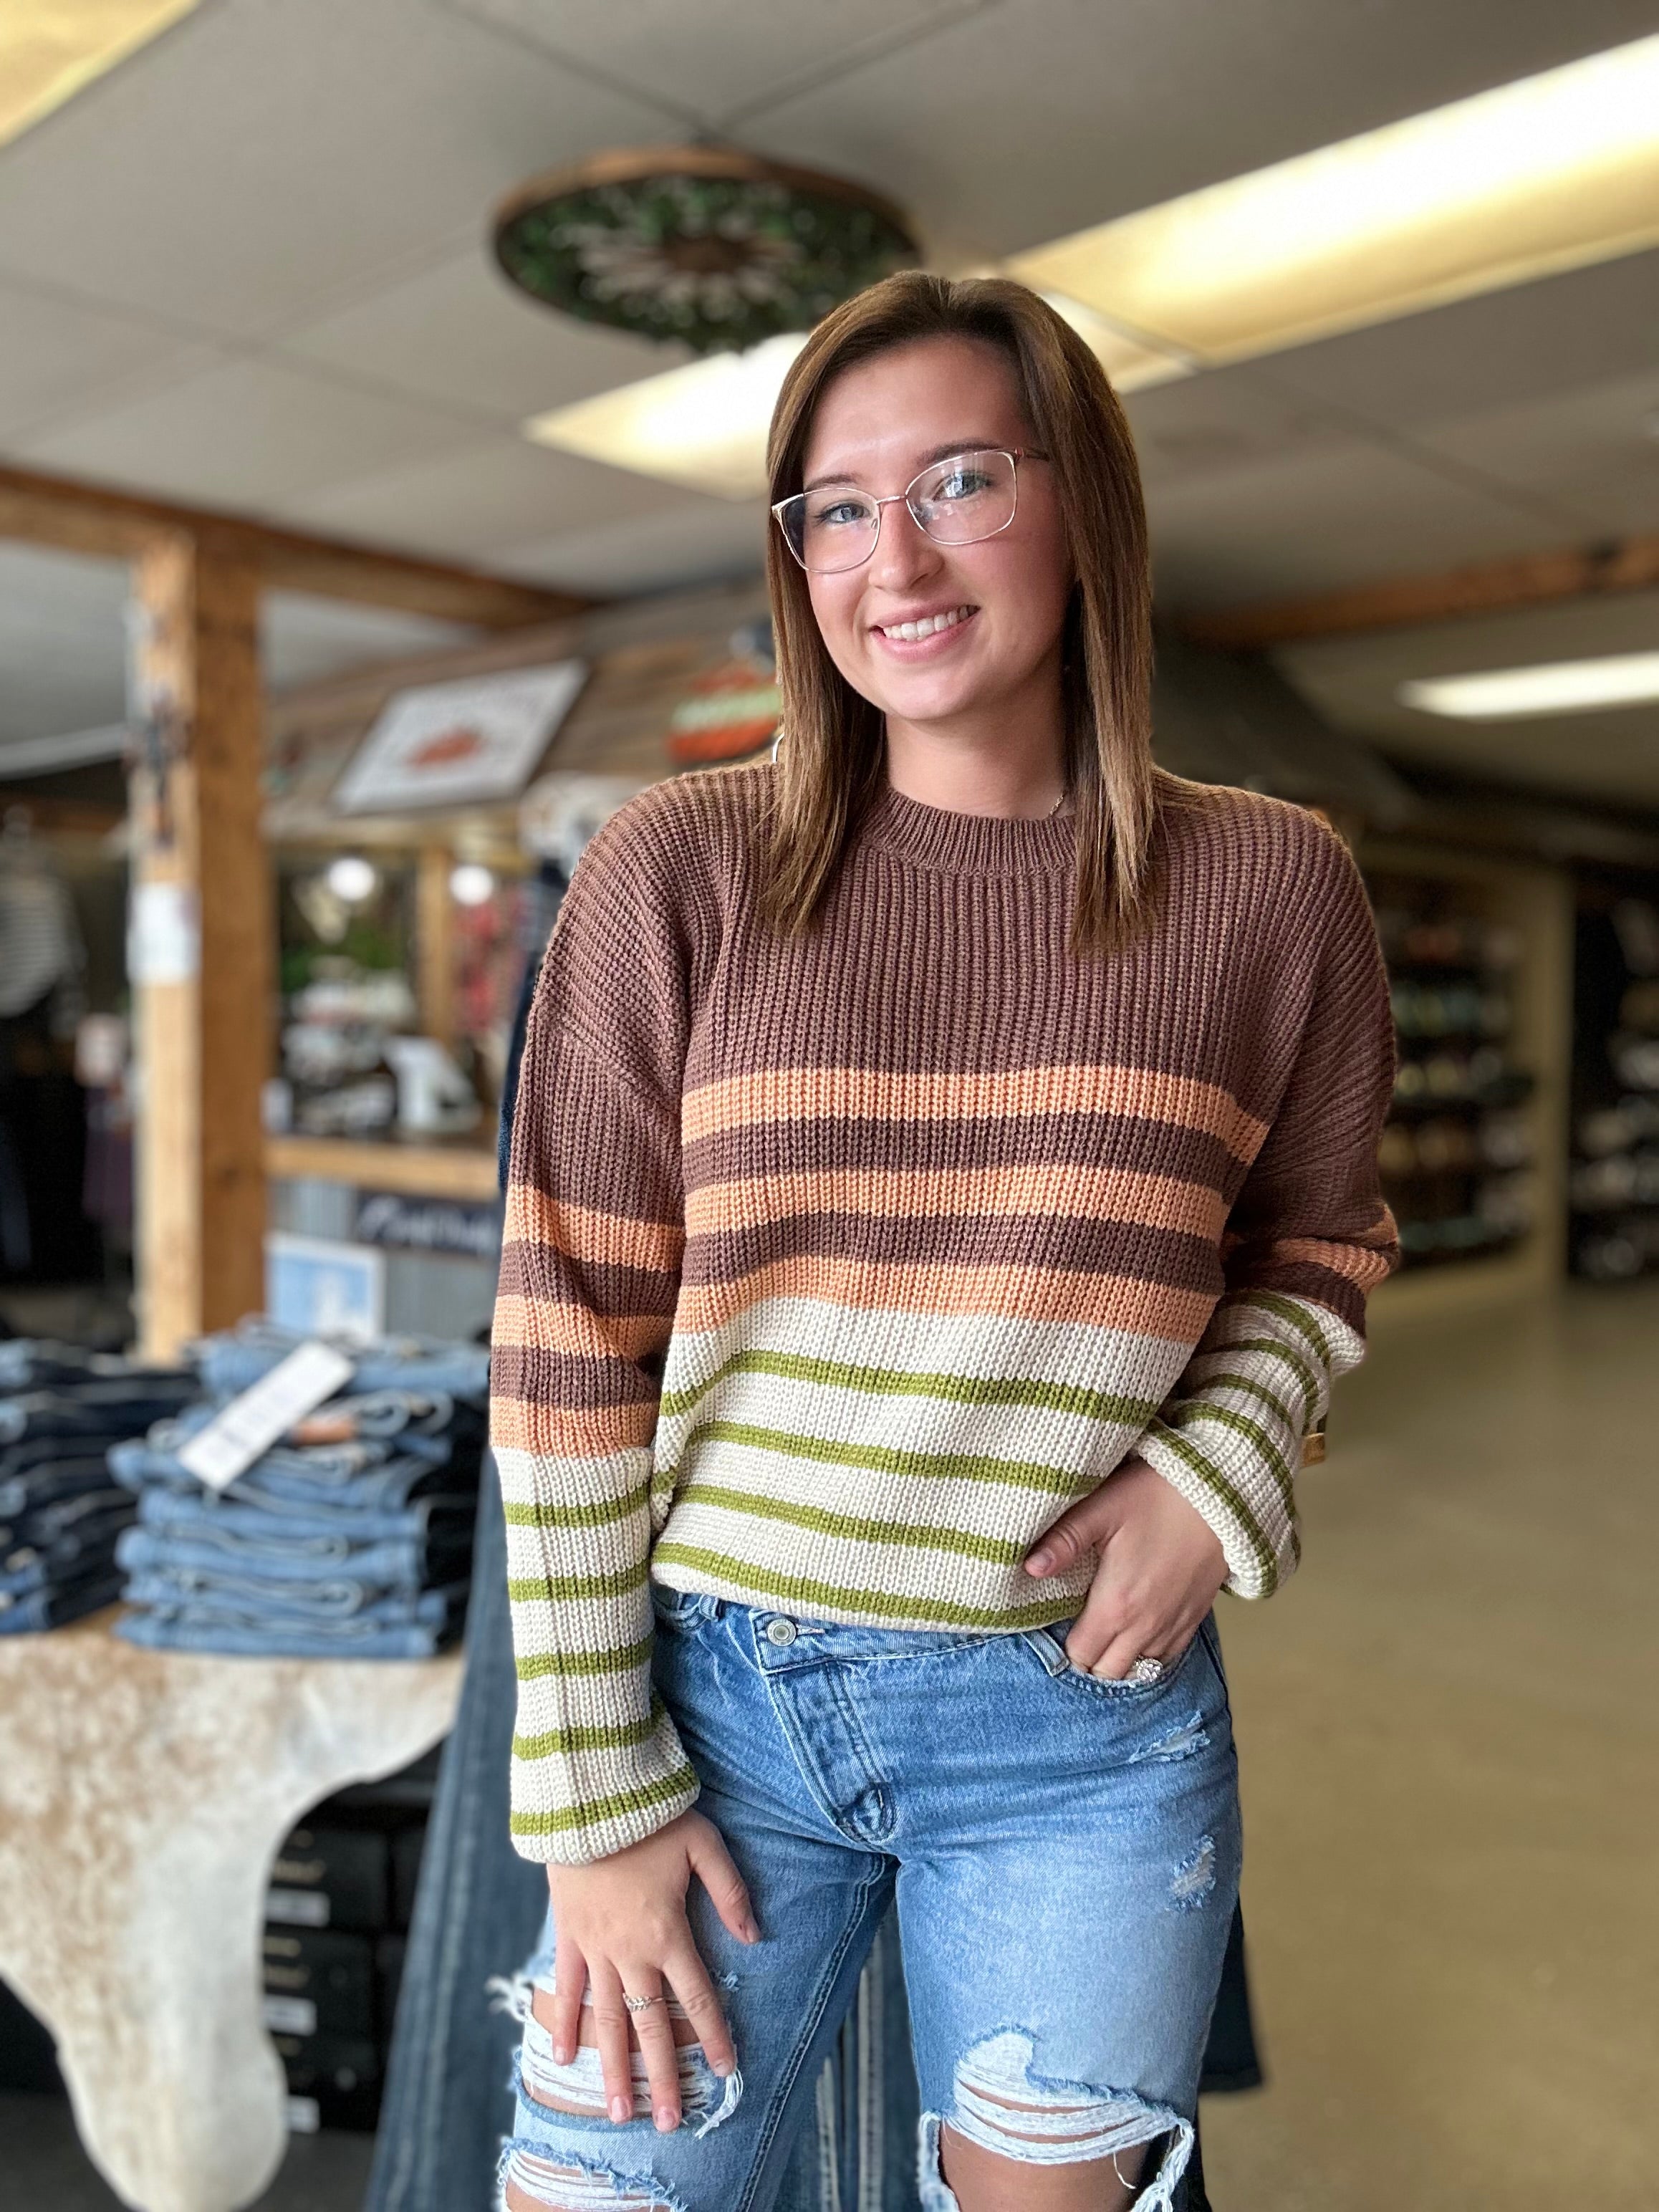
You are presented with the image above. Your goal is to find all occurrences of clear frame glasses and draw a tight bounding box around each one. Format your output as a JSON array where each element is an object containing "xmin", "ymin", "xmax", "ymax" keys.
[{"xmin": 771, "ymin": 446, "xmax": 1047, "ymax": 574}]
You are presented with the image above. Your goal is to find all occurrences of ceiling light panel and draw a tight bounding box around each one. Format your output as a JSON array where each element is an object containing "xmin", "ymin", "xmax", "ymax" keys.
[
  {"xmin": 524, "ymin": 333, "xmax": 807, "ymax": 500},
  {"xmin": 0, "ymin": 1, "xmax": 203, "ymax": 150},
  {"xmin": 1010, "ymin": 34, "xmax": 1659, "ymax": 367},
  {"xmin": 1400, "ymin": 651, "xmax": 1659, "ymax": 721}
]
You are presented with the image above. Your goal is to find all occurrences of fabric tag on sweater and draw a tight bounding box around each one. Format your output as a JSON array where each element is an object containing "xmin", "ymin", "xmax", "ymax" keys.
[{"xmin": 178, "ymin": 1342, "xmax": 356, "ymax": 1491}]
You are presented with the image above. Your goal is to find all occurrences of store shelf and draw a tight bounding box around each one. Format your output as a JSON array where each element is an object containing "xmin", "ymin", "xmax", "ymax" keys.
[{"xmin": 265, "ymin": 1135, "xmax": 499, "ymax": 1201}]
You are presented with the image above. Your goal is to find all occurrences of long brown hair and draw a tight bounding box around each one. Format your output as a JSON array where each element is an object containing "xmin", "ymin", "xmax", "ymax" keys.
[{"xmin": 758, "ymin": 271, "xmax": 1156, "ymax": 956}]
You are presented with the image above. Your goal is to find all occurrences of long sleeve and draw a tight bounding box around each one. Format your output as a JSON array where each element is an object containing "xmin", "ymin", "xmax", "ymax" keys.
[
  {"xmin": 1136, "ymin": 828, "xmax": 1400, "ymax": 1598},
  {"xmin": 489, "ymin": 802, "xmax": 702, "ymax": 1865}
]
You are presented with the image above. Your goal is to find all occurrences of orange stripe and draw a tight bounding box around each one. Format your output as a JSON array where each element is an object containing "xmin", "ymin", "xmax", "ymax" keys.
[
  {"xmin": 1274, "ymin": 1238, "xmax": 1394, "ymax": 1291},
  {"xmin": 489, "ymin": 1397, "xmax": 655, "ymax": 1456},
  {"xmin": 683, "ymin": 1161, "xmax": 1227, "ymax": 1242},
  {"xmin": 672, "ymin": 1255, "xmax": 1214, "ymax": 1342},
  {"xmin": 681, "ymin": 1063, "xmax": 1266, "ymax": 1163},
  {"xmin": 504, "ymin": 1184, "xmax": 683, "ymax": 1271},
  {"xmin": 491, "ymin": 1294, "xmax": 670, "ymax": 1364}
]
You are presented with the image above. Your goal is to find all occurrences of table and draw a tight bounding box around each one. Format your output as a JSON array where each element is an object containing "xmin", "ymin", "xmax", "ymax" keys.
[{"xmin": 0, "ymin": 1612, "xmax": 461, "ymax": 2212}]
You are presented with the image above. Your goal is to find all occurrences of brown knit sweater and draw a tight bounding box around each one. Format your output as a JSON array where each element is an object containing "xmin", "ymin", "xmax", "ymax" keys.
[{"xmin": 491, "ymin": 761, "xmax": 1399, "ymax": 1862}]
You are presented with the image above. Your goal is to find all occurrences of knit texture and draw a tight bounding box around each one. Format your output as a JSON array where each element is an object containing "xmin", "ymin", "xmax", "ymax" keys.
[{"xmin": 491, "ymin": 761, "xmax": 1399, "ymax": 1862}]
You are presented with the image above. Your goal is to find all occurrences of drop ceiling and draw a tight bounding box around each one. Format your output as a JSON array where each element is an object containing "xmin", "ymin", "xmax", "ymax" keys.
[{"xmin": 1, "ymin": 0, "xmax": 1656, "ymax": 804}]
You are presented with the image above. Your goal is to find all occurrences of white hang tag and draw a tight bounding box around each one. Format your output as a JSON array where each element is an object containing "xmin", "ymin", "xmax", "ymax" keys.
[{"xmin": 178, "ymin": 1341, "xmax": 357, "ymax": 1492}]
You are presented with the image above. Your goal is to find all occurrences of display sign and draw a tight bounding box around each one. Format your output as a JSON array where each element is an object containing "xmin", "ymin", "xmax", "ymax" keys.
[
  {"xmin": 265, "ymin": 1235, "xmax": 386, "ymax": 1344},
  {"xmin": 352, "ymin": 1192, "xmax": 501, "ymax": 1261},
  {"xmin": 177, "ymin": 1339, "xmax": 357, "ymax": 1492},
  {"xmin": 331, "ymin": 661, "xmax": 588, "ymax": 814}
]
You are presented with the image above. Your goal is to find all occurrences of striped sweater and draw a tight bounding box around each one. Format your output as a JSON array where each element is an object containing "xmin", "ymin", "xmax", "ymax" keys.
[{"xmin": 491, "ymin": 761, "xmax": 1399, "ymax": 1862}]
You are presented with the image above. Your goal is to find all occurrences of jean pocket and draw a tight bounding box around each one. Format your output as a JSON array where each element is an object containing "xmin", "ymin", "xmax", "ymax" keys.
[{"xmin": 1021, "ymin": 1620, "xmax": 1193, "ymax": 1700}]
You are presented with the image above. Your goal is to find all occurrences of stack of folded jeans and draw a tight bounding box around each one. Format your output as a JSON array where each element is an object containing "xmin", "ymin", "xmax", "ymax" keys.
[
  {"xmin": 112, "ymin": 1324, "xmax": 491, "ymax": 1660},
  {"xmin": 0, "ymin": 1343, "xmax": 198, "ymax": 1635}
]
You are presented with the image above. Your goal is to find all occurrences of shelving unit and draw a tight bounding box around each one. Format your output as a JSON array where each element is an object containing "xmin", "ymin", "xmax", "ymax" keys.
[
  {"xmin": 1569, "ymin": 871, "xmax": 1659, "ymax": 1281},
  {"xmin": 1360, "ymin": 840, "xmax": 1572, "ymax": 1322}
]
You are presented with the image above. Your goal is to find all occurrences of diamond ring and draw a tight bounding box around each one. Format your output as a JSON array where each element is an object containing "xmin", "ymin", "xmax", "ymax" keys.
[
  {"xmin": 622, "ymin": 1992, "xmax": 663, "ymax": 2014},
  {"xmin": 1125, "ymin": 1655, "xmax": 1166, "ymax": 1686}
]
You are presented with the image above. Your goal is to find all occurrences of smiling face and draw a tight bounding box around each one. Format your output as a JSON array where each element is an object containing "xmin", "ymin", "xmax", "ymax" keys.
[{"xmin": 797, "ymin": 335, "xmax": 1074, "ymax": 741}]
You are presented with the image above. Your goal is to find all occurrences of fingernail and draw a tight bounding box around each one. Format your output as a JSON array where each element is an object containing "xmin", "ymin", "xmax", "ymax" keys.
[
  {"xmin": 655, "ymin": 2105, "xmax": 678, "ymax": 2132},
  {"xmin": 1026, "ymin": 1548, "xmax": 1052, "ymax": 1575},
  {"xmin": 712, "ymin": 2055, "xmax": 734, "ymax": 2077},
  {"xmin": 610, "ymin": 2095, "xmax": 631, "ymax": 2123},
  {"xmin": 743, "ymin": 1919, "xmax": 761, "ymax": 1943},
  {"xmin": 552, "ymin": 2042, "xmax": 572, "ymax": 2065}
]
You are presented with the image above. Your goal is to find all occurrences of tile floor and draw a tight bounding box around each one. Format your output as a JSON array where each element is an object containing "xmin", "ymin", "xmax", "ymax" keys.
[{"xmin": 2, "ymin": 1280, "xmax": 1654, "ymax": 2208}]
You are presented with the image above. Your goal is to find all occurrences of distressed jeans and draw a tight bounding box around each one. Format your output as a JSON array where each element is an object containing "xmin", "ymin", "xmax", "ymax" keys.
[{"xmin": 498, "ymin": 1588, "xmax": 1241, "ymax": 2212}]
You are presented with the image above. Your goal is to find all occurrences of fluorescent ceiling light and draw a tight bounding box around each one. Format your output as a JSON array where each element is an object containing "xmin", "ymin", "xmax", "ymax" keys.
[
  {"xmin": 525, "ymin": 334, "xmax": 807, "ymax": 501},
  {"xmin": 1400, "ymin": 652, "xmax": 1659, "ymax": 721},
  {"xmin": 0, "ymin": 1, "xmax": 203, "ymax": 150},
  {"xmin": 1009, "ymin": 33, "xmax": 1659, "ymax": 365},
  {"xmin": 1035, "ymin": 293, "xmax": 1193, "ymax": 393}
]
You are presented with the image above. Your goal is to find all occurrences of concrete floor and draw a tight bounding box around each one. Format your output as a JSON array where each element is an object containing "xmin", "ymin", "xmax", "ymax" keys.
[
  {"xmin": 1202, "ymin": 1279, "xmax": 1659, "ymax": 2211},
  {"xmin": 3, "ymin": 1280, "xmax": 1653, "ymax": 2208}
]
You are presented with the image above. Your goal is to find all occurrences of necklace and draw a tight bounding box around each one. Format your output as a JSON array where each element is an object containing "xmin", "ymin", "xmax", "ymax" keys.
[{"xmin": 1046, "ymin": 785, "xmax": 1071, "ymax": 817}]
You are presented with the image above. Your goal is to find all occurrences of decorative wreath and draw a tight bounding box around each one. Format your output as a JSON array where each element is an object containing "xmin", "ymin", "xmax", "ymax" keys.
[{"xmin": 493, "ymin": 147, "xmax": 917, "ymax": 356}]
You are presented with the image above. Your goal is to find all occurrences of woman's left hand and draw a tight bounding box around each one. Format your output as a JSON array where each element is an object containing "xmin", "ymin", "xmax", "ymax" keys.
[{"xmin": 1023, "ymin": 1456, "xmax": 1229, "ymax": 1679}]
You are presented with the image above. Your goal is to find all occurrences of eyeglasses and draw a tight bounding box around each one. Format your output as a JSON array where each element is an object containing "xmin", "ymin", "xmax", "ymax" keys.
[{"xmin": 771, "ymin": 447, "xmax": 1047, "ymax": 574}]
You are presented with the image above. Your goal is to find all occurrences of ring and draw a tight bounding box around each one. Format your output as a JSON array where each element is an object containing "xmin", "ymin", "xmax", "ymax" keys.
[
  {"xmin": 622, "ymin": 1993, "xmax": 663, "ymax": 2014},
  {"xmin": 1125, "ymin": 1655, "xmax": 1166, "ymax": 1685}
]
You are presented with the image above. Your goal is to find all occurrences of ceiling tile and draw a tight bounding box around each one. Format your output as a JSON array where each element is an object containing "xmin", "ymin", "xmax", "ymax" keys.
[
  {"xmin": 441, "ymin": 0, "xmax": 986, "ymax": 126},
  {"xmin": 1406, "ymin": 370, "xmax": 1659, "ymax": 538},
  {"xmin": 0, "ymin": 0, "xmax": 668, "ymax": 340},
  {"xmin": 1147, "ymin": 440, "xmax": 1568, "ymax": 608},
  {"xmin": 262, "ymin": 592, "xmax": 483, "ymax": 691},
  {"xmin": 13, "ymin": 356, "xmax": 484, "ymax": 511},
  {"xmin": 488, "ymin": 496, "xmax": 769, "ymax": 595},
  {"xmin": 280, "ymin": 247, "xmax": 685, "ymax": 422},
  {"xmin": 0, "ymin": 278, "xmax": 215, "ymax": 445},
  {"xmin": 282, "ymin": 434, "xmax": 683, "ymax": 559},
  {"xmin": 741, "ymin": 0, "xmax": 1659, "ymax": 261}
]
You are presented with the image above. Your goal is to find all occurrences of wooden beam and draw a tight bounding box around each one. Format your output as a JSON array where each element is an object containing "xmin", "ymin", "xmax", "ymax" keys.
[
  {"xmin": 0, "ymin": 463, "xmax": 588, "ymax": 631},
  {"xmin": 415, "ymin": 844, "xmax": 456, "ymax": 1049},
  {"xmin": 129, "ymin": 532, "xmax": 272, "ymax": 1360},
  {"xmin": 1180, "ymin": 532, "xmax": 1659, "ymax": 650}
]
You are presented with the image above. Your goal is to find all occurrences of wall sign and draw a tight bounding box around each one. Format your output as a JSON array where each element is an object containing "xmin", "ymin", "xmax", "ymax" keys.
[
  {"xmin": 352, "ymin": 1191, "xmax": 502, "ymax": 1261},
  {"xmin": 332, "ymin": 661, "xmax": 588, "ymax": 814}
]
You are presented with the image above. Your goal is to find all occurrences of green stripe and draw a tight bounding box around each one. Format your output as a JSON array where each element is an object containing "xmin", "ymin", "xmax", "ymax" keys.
[
  {"xmin": 660, "ymin": 1349, "xmax": 1157, "ymax": 1429},
  {"xmin": 1241, "ymin": 1291, "xmax": 1335, "ymax": 1366},
  {"xmin": 1141, "ymin": 1423, "xmax": 1283, "ymax": 1592},
  {"xmin": 514, "ymin": 1696, "xmax": 665, "ymax": 1762},
  {"xmin": 504, "ymin": 1480, "xmax": 650, "ymax": 1531},
  {"xmin": 509, "ymin": 1764, "xmax": 697, "ymax": 1840},
  {"xmin": 1165, "ymin": 1400, "xmax": 1297, "ymax": 1521},
  {"xmin": 1203, "ymin": 1336, "xmax": 1320, "ymax": 1423},
  {"xmin": 508, "ymin": 1559, "xmax": 649, "ymax": 1605},
  {"xmin": 515, "ymin": 1633, "xmax": 653, "ymax": 1683},
  {"xmin": 650, "ymin": 1542, "xmax": 1076, "ymax": 1628},
  {"xmin": 675, "ymin": 1481, "xmax": 1029, "ymax": 1568},
  {"xmin": 1187, "ymin": 1370, "xmax": 1304, "ymax": 1438},
  {"xmin": 655, "ymin": 1420, "xmax": 1107, "ymax": 1504}
]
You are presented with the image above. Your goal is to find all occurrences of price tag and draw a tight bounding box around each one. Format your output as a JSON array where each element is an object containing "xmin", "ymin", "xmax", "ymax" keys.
[{"xmin": 178, "ymin": 1341, "xmax": 356, "ymax": 1492}]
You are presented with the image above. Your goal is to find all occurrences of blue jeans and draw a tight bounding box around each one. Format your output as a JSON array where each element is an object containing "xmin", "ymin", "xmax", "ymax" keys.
[{"xmin": 499, "ymin": 1590, "xmax": 1241, "ymax": 2212}]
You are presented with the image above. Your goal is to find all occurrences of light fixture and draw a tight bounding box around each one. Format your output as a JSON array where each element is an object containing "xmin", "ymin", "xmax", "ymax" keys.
[
  {"xmin": 1399, "ymin": 651, "xmax": 1659, "ymax": 721},
  {"xmin": 450, "ymin": 862, "xmax": 496, "ymax": 906},
  {"xmin": 525, "ymin": 331, "xmax": 807, "ymax": 499},
  {"xmin": 1, "ymin": 1, "xmax": 203, "ymax": 150},
  {"xmin": 1009, "ymin": 32, "xmax": 1659, "ymax": 366},
  {"xmin": 1034, "ymin": 293, "xmax": 1193, "ymax": 393},
  {"xmin": 324, "ymin": 854, "xmax": 378, "ymax": 904}
]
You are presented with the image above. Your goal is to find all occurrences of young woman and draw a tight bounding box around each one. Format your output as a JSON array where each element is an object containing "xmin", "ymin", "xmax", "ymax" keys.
[{"xmin": 489, "ymin": 273, "xmax": 1398, "ymax": 2212}]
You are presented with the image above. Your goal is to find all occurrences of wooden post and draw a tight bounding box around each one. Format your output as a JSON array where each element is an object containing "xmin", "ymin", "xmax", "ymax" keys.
[
  {"xmin": 129, "ymin": 531, "xmax": 271, "ymax": 1361},
  {"xmin": 415, "ymin": 844, "xmax": 456, "ymax": 1048}
]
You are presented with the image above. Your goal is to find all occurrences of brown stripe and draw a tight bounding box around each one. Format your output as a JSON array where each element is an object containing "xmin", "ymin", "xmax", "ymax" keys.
[
  {"xmin": 681, "ymin": 1063, "xmax": 1268, "ymax": 1163},
  {"xmin": 495, "ymin": 1241, "xmax": 678, "ymax": 1319},
  {"xmin": 506, "ymin": 1183, "xmax": 683, "ymax": 1271}
]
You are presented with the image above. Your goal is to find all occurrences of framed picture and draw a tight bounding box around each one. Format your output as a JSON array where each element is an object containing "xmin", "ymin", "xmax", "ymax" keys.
[
  {"xmin": 331, "ymin": 661, "xmax": 588, "ymax": 814},
  {"xmin": 265, "ymin": 1234, "xmax": 385, "ymax": 1342}
]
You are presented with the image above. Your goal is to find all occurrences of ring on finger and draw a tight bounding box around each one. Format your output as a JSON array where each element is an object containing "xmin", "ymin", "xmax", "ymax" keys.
[
  {"xmin": 1125, "ymin": 1654, "xmax": 1166, "ymax": 1685},
  {"xmin": 622, "ymin": 1992, "xmax": 665, "ymax": 2014}
]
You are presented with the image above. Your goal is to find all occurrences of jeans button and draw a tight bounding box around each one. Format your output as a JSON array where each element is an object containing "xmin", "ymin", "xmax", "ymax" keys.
[{"xmin": 764, "ymin": 1617, "xmax": 797, "ymax": 1647}]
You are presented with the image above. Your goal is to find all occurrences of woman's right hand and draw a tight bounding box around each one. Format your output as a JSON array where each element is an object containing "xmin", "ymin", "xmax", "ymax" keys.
[{"xmin": 544, "ymin": 1807, "xmax": 760, "ymax": 2133}]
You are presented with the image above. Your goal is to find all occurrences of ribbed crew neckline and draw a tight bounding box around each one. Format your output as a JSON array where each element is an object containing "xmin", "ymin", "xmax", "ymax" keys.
[{"xmin": 856, "ymin": 774, "xmax": 1077, "ymax": 876}]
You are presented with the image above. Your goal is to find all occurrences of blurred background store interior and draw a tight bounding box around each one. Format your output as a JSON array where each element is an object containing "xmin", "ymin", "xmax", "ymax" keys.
[{"xmin": 0, "ymin": 2, "xmax": 1655, "ymax": 2208}]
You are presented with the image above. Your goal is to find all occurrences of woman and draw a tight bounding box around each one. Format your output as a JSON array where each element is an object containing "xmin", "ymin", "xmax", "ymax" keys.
[{"xmin": 489, "ymin": 272, "xmax": 1398, "ymax": 2212}]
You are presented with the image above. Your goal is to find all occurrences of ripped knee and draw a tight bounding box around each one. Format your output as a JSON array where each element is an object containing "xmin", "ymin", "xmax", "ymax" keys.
[
  {"xmin": 918, "ymin": 2032, "xmax": 1193, "ymax": 2211},
  {"xmin": 499, "ymin": 2145, "xmax": 686, "ymax": 2212}
]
